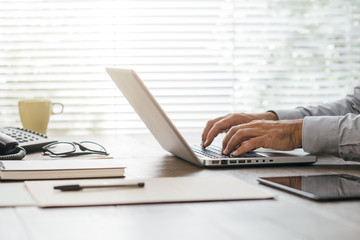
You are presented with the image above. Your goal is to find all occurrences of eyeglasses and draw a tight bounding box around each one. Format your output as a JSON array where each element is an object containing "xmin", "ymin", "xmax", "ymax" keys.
[{"xmin": 42, "ymin": 141, "xmax": 109, "ymax": 158}]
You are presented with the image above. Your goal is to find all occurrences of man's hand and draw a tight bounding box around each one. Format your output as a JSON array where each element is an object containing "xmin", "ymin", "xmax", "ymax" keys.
[
  {"xmin": 222, "ymin": 119, "xmax": 303, "ymax": 156},
  {"xmin": 201, "ymin": 112, "xmax": 278, "ymax": 148}
]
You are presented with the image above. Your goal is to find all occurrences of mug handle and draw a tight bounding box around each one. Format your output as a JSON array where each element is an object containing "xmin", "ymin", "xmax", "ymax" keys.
[{"xmin": 51, "ymin": 102, "xmax": 64, "ymax": 115}]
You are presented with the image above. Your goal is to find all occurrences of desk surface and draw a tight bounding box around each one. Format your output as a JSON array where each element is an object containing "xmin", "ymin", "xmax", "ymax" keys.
[{"xmin": 1, "ymin": 133, "xmax": 360, "ymax": 240}]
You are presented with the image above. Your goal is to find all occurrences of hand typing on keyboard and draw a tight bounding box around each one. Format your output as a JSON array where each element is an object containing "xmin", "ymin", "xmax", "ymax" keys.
[{"xmin": 201, "ymin": 112, "xmax": 303, "ymax": 157}]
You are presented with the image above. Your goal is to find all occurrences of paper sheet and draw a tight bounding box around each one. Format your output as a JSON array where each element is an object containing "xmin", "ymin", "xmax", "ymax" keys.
[
  {"xmin": 0, "ymin": 182, "xmax": 36, "ymax": 207},
  {"xmin": 25, "ymin": 176, "xmax": 275, "ymax": 208}
]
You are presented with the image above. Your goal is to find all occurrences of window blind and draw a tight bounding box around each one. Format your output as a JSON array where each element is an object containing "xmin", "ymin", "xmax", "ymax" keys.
[
  {"xmin": 232, "ymin": 0, "xmax": 360, "ymax": 112},
  {"xmin": 1, "ymin": 0, "xmax": 359, "ymax": 134}
]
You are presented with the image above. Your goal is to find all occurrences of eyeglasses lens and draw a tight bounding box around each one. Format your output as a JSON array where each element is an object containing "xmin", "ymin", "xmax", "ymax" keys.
[
  {"xmin": 80, "ymin": 142, "xmax": 106, "ymax": 152},
  {"xmin": 48, "ymin": 143, "xmax": 76, "ymax": 154}
]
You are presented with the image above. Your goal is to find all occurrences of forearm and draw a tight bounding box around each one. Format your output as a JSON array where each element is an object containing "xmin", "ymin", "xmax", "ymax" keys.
[
  {"xmin": 271, "ymin": 84, "xmax": 360, "ymax": 120},
  {"xmin": 274, "ymin": 98, "xmax": 359, "ymax": 120}
]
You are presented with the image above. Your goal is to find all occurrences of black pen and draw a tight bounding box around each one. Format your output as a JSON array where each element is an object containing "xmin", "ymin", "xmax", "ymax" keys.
[{"xmin": 54, "ymin": 182, "xmax": 145, "ymax": 191}]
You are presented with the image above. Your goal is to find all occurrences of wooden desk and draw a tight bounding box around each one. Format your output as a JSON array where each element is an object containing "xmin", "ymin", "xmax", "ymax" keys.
[{"xmin": 1, "ymin": 133, "xmax": 360, "ymax": 240}]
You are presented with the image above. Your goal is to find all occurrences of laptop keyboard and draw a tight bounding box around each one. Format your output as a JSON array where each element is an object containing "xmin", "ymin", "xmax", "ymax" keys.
[{"xmin": 192, "ymin": 145, "xmax": 262, "ymax": 159}]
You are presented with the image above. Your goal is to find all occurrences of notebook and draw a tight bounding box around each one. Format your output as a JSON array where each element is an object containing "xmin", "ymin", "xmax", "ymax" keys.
[
  {"xmin": 0, "ymin": 160, "xmax": 125, "ymax": 180},
  {"xmin": 106, "ymin": 68, "xmax": 317, "ymax": 167}
]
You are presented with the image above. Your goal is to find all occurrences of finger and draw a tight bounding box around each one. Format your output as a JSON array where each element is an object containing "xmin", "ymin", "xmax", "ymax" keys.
[
  {"xmin": 201, "ymin": 115, "xmax": 228, "ymax": 146},
  {"xmin": 221, "ymin": 126, "xmax": 240, "ymax": 152},
  {"xmin": 232, "ymin": 137, "xmax": 266, "ymax": 156},
  {"xmin": 202, "ymin": 116, "xmax": 234, "ymax": 147},
  {"xmin": 203, "ymin": 122, "xmax": 228, "ymax": 147},
  {"xmin": 222, "ymin": 128, "xmax": 257, "ymax": 155},
  {"xmin": 221, "ymin": 120, "xmax": 263, "ymax": 151}
]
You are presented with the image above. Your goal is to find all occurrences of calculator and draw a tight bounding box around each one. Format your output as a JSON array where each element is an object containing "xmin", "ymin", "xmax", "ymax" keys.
[{"xmin": 0, "ymin": 127, "xmax": 57, "ymax": 153}]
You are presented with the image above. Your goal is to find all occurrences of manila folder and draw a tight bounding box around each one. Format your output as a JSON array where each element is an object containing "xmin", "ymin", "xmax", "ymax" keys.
[{"xmin": 25, "ymin": 176, "xmax": 274, "ymax": 208}]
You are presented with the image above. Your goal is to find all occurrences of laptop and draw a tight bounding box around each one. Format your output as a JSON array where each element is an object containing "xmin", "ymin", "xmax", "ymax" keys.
[{"xmin": 106, "ymin": 68, "xmax": 317, "ymax": 167}]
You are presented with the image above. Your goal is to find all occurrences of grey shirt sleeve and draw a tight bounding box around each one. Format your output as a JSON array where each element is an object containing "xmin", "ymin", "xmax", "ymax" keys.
[
  {"xmin": 302, "ymin": 114, "xmax": 360, "ymax": 162},
  {"xmin": 274, "ymin": 84, "xmax": 360, "ymax": 119},
  {"xmin": 270, "ymin": 83, "xmax": 360, "ymax": 162}
]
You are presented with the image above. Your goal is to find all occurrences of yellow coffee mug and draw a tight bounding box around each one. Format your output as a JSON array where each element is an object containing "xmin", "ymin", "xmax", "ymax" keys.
[{"xmin": 18, "ymin": 99, "xmax": 64, "ymax": 134}]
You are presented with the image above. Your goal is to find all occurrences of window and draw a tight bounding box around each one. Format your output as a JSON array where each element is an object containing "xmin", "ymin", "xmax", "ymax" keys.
[
  {"xmin": 1, "ymin": 0, "xmax": 359, "ymax": 134},
  {"xmin": 232, "ymin": 1, "xmax": 360, "ymax": 113}
]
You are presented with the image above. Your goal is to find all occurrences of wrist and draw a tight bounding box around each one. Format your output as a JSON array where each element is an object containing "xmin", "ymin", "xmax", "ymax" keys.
[
  {"xmin": 247, "ymin": 112, "xmax": 278, "ymax": 121},
  {"xmin": 262, "ymin": 111, "xmax": 278, "ymax": 120},
  {"xmin": 293, "ymin": 119, "xmax": 303, "ymax": 147}
]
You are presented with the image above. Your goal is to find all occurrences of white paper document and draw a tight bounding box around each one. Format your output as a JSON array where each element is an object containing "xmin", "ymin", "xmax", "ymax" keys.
[
  {"xmin": 0, "ymin": 183, "xmax": 35, "ymax": 207},
  {"xmin": 25, "ymin": 176, "xmax": 275, "ymax": 208}
]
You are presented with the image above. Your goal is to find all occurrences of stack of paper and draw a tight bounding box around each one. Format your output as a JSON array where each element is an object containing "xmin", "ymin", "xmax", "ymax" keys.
[{"xmin": 0, "ymin": 160, "xmax": 125, "ymax": 180}]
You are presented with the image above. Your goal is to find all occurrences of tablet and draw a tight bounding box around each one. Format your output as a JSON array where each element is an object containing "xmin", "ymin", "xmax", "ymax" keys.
[{"xmin": 257, "ymin": 174, "xmax": 360, "ymax": 201}]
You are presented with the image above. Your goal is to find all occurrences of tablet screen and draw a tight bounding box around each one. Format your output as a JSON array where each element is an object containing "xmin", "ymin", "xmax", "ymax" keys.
[{"xmin": 258, "ymin": 174, "xmax": 360, "ymax": 200}]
